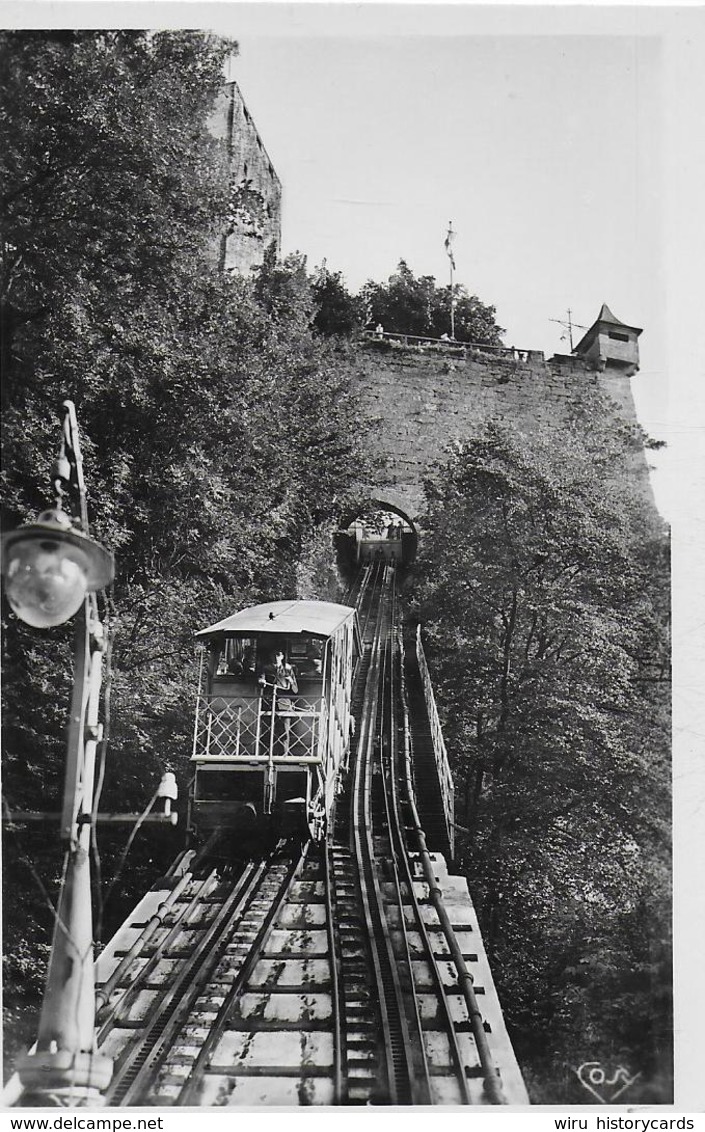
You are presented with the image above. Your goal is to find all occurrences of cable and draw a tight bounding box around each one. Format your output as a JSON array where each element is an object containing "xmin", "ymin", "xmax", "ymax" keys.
[
  {"xmin": 2, "ymin": 797, "xmax": 75, "ymax": 951},
  {"xmin": 101, "ymin": 787, "xmax": 161, "ymax": 913}
]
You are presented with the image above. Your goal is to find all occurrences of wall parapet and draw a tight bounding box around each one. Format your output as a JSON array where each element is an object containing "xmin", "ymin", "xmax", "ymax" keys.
[{"xmin": 361, "ymin": 330, "xmax": 545, "ymax": 365}]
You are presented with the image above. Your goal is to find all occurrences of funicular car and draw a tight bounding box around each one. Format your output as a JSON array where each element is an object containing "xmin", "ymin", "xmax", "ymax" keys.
[{"xmin": 189, "ymin": 600, "xmax": 360, "ymax": 842}]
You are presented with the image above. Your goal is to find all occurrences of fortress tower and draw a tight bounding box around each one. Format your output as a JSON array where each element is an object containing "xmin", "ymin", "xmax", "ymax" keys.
[
  {"xmin": 572, "ymin": 303, "xmax": 642, "ymax": 377},
  {"xmin": 208, "ymin": 81, "xmax": 282, "ymax": 274}
]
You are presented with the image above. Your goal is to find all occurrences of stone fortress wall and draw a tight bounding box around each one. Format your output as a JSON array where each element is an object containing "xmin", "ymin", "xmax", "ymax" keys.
[
  {"xmin": 202, "ymin": 81, "xmax": 655, "ymax": 532},
  {"xmin": 353, "ymin": 306, "xmax": 656, "ymax": 526},
  {"xmin": 208, "ymin": 81, "xmax": 282, "ymax": 274}
]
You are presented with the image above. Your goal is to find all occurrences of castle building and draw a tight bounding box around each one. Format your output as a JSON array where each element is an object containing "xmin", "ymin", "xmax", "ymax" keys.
[
  {"xmin": 208, "ymin": 80, "xmax": 282, "ymax": 274},
  {"xmin": 203, "ymin": 83, "xmax": 655, "ymax": 533}
]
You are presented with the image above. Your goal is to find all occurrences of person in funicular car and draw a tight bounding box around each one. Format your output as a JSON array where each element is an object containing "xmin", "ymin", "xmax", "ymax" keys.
[{"xmin": 258, "ymin": 647, "xmax": 299, "ymax": 755}]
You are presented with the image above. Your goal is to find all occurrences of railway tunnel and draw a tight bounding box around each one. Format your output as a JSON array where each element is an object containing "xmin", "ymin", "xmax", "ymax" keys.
[
  {"xmin": 335, "ymin": 501, "xmax": 419, "ymax": 571},
  {"xmin": 73, "ymin": 561, "xmax": 528, "ymax": 1108}
]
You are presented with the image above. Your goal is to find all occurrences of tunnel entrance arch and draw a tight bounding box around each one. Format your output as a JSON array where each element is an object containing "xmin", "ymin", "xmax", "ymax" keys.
[{"xmin": 336, "ymin": 499, "xmax": 419, "ymax": 573}]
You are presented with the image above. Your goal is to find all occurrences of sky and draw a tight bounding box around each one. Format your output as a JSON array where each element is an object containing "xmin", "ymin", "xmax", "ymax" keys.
[
  {"xmin": 194, "ymin": 5, "xmax": 682, "ymax": 520},
  {"xmin": 231, "ymin": 30, "xmax": 662, "ymax": 351}
]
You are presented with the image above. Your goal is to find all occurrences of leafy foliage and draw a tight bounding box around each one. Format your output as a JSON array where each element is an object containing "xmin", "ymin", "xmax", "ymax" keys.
[
  {"xmin": 412, "ymin": 415, "xmax": 671, "ymax": 1100},
  {"xmin": 0, "ymin": 30, "xmax": 233, "ymax": 381},
  {"xmin": 307, "ymin": 259, "xmax": 504, "ymax": 344},
  {"xmin": 226, "ymin": 177, "xmax": 267, "ymax": 242},
  {"xmin": 1, "ymin": 30, "xmax": 375, "ymax": 1074},
  {"xmin": 361, "ymin": 259, "xmax": 504, "ymax": 344},
  {"xmin": 310, "ymin": 266, "xmax": 366, "ymax": 337}
]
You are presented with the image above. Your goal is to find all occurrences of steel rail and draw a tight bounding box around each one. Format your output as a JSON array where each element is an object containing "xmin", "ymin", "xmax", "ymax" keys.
[
  {"xmin": 356, "ymin": 563, "xmax": 382, "ymax": 645},
  {"xmin": 355, "ymin": 570, "xmax": 373, "ymax": 642},
  {"xmin": 343, "ymin": 561, "xmax": 369, "ymax": 607},
  {"xmin": 95, "ymin": 829, "xmax": 229, "ymax": 1018},
  {"xmin": 323, "ymin": 836, "xmax": 345, "ymax": 1104},
  {"xmin": 385, "ymin": 608, "xmax": 475, "ymax": 1104},
  {"xmin": 103, "ymin": 859, "xmax": 269, "ymax": 1105},
  {"xmin": 344, "ymin": 562, "xmax": 369, "ymax": 616},
  {"xmin": 174, "ymin": 849, "xmax": 306, "ymax": 1106},
  {"xmin": 373, "ymin": 574, "xmax": 434, "ymax": 1103},
  {"xmin": 95, "ymin": 869, "xmax": 204, "ymax": 1013},
  {"xmin": 324, "ymin": 561, "xmax": 387, "ymax": 1104},
  {"xmin": 353, "ymin": 565, "xmax": 418, "ymax": 1104},
  {"xmin": 397, "ymin": 633, "xmax": 506, "ymax": 1104},
  {"xmin": 96, "ymin": 869, "xmax": 222, "ymax": 1032},
  {"xmin": 351, "ymin": 566, "xmax": 400, "ymax": 1100}
]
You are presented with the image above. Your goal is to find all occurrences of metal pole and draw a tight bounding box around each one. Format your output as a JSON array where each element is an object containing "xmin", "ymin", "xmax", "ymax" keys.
[
  {"xmin": 17, "ymin": 405, "xmax": 113, "ymax": 1105},
  {"xmin": 191, "ymin": 646, "xmax": 205, "ymax": 760},
  {"xmin": 18, "ymin": 610, "xmax": 112, "ymax": 1105},
  {"xmin": 445, "ymin": 221, "xmax": 456, "ymax": 340}
]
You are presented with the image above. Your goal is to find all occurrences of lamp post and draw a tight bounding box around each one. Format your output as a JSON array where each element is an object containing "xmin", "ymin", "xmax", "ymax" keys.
[{"xmin": 1, "ymin": 401, "xmax": 114, "ymax": 1106}]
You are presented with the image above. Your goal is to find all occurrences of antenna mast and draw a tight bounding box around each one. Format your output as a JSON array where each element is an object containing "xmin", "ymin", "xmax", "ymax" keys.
[{"xmin": 549, "ymin": 308, "xmax": 587, "ymax": 352}]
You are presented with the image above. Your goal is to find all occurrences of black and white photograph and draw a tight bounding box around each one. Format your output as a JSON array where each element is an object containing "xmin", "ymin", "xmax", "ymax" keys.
[{"xmin": 1, "ymin": 2, "xmax": 702, "ymax": 1116}]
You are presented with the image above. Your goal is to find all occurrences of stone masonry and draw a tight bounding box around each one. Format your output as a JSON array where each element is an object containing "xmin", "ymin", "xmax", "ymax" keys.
[
  {"xmin": 354, "ymin": 311, "xmax": 655, "ymax": 527},
  {"xmin": 208, "ymin": 81, "xmax": 282, "ymax": 274}
]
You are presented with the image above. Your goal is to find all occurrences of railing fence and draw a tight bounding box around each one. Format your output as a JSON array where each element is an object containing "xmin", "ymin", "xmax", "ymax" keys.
[{"xmin": 415, "ymin": 625, "xmax": 455, "ymax": 858}]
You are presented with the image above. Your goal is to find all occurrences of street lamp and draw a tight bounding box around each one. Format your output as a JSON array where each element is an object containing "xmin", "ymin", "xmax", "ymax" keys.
[
  {"xmin": 1, "ymin": 401, "xmax": 115, "ymax": 1106},
  {"xmin": 2, "ymin": 508, "xmax": 113, "ymax": 628}
]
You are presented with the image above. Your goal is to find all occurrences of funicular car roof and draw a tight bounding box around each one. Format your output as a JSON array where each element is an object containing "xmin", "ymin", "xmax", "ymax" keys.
[{"xmin": 196, "ymin": 600, "xmax": 356, "ymax": 640}]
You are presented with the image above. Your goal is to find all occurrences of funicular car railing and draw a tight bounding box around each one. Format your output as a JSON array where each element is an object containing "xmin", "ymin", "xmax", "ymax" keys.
[{"xmin": 191, "ymin": 687, "xmax": 328, "ymax": 764}]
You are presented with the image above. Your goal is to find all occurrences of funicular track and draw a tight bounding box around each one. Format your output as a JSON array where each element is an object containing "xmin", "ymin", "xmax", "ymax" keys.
[
  {"xmin": 94, "ymin": 562, "xmax": 514, "ymax": 1106},
  {"xmin": 95, "ymin": 569, "xmax": 383, "ymax": 1108},
  {"xmin": 327, "ymin": 561, "xmax": 507, "ymax": 1105},
  {"xmin": 353, "ymin": 565, "xmax": 426, "ymax": 1103},
  {"xmin": 98, "ymin": 847, "xmax": 303, "ymax": 1105}
]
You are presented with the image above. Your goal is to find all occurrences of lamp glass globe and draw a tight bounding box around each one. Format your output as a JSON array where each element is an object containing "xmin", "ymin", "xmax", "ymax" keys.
[{"xmin": 4, "ymin": 540, "xmax": 89, "ymax": 628}]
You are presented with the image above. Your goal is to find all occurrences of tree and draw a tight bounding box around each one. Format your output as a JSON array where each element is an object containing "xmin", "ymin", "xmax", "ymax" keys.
[
  {"xmin": 311, "ymin": 265, "xmax": 365, "ymax": 337},
  {"xmin": 412, "ymin": 415, "xmax": 670, "ymax": 1100},
  {"xmin": 428, "ymin": 284, "xmax": 504, "ymax": 344},
  {"xmin": 361, "ymin": 259, "xmax": 504, "ymax": 344},
  {"xmin": 1, "ymin": 31, "xmax": 377, "ymax": 1072},
  {"xmin": 0, "ymin": 30, "xmax": 234, "ymax": 388}
]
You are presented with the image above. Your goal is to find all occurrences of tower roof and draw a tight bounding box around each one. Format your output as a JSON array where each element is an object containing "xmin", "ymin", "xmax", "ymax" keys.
[
  {"xmin": 596, "ymin": 302, "xmax": 621, "ymax": 325},
  {"xmin": 573, "ymin": 303, "xmax": 642, "ymax": 356}
]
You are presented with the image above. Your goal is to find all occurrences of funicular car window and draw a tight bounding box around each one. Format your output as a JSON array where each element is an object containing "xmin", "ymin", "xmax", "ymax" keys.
[
  {"xmin": 289, "ymin": 635, "xmax": 324, "ymax": 675},
  {"xmin": 215, "ymin": 636, "xmax": 258, "ymax": 677}
]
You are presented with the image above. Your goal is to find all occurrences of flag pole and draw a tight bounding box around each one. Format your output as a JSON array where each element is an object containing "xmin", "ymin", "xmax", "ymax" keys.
[{"xmin": 445, "ymin": 221, "xmax": 456, "ymax": 340}]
